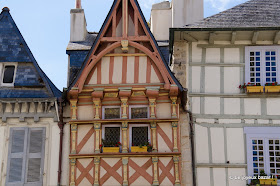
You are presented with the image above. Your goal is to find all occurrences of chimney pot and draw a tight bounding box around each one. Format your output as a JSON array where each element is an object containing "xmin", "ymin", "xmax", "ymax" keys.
[{"xmin": 76, "ymin": 0, "xmax": 81, "ymax": 9}]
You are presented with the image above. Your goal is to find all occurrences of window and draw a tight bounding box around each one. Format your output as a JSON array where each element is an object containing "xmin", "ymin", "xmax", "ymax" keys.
[
  {"xmin": 102, "ymin": 124, "xmax": 122, "ymax": 146},
  {"xmin": 245, "ymin": 46, "xmax": 280, "ymax": 86},
  {"xmin": 102, "ymin": 106, "xmax": 121, "ymax": 119},
  {"xmin": 245, "ymin": 127, "xmax": 280, "ymax": 181},
  {"xmin": 6, "ymin": 127, "xmax": 45, "ymax": 186},
  {"xmin": 129, "ymin": 105, "xmax": 149, "ymax": 119},
  {"xmin": 129, "ymin": 124, "xmax": 150, "ymax": 147}
]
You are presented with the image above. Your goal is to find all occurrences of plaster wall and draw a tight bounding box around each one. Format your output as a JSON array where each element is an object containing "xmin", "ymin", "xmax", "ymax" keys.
[
  {"xmin": 78, "ymin": 105, "xmax": 94, "ymax": 120},
  {"xmin": 156, "ymin": 103, "xmax": 172, "ymax": 119}
]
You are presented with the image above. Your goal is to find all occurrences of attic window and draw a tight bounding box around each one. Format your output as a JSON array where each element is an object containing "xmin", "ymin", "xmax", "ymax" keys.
[{"xmin": 3, "ymin": 65, "xmax": 15, "ymax": 84}]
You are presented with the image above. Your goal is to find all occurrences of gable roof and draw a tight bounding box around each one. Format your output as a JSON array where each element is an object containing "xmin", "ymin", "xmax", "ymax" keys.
[
  {"xmin": 0, "ymin": 7, "xmax": 61, "ymax": 98},
  {"xmin": 68, "ymin": 0, "xmax": 183, "ymax": 92},
  {"xmin": 184, "ymin": 0, "xmax": 280, "ymax": 29}
]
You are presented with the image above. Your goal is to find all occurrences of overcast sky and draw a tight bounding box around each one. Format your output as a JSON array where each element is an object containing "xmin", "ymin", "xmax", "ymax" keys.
[{"xmin": 0, "ymin": 0, "xmax": 248, "ymax": 90}]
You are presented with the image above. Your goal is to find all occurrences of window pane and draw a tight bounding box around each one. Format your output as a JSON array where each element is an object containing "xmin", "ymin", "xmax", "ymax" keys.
[
  {"xmin": 265, "ymin": 51, "xmax": 277, "ymax": 83},
  {"xmin": 132, "ymin": 127, "xmax": 148, "ymax": 146},
  {"xmin": 104, "ymin": 108, "xmax": 120, "ymax": 119},
  {"xmin": 104, "ymin": 127, "xmax": 120, "ymax": 146},
  {"xmin": 269, "ymin": 139, "xmax": 280, "ymax": 179},
  {"xmin": 251, "ymin": 139, "xmax": 264, "ymax": 176},
  {"xmin": 3, "ymin": 66, "xmax": 15, "ymax": 83},
  {"xmin": 131, "ymin": 107, "xmax": 148, "ymax": 119}
]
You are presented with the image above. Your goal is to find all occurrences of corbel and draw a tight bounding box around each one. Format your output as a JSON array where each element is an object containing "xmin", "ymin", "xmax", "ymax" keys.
[
  {"xmin": 146, "ymin": 87, "xmax": 159, "ymax": 119},
  {"xmin": 119, "ymin": 87, "xmax": 132, "ymax": 119},
  {"xmin": 92, "ymin": 88, "xmax": 104, "ymax": 120}
]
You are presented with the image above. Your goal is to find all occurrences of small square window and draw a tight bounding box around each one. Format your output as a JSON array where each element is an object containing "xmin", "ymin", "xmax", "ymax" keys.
[
  {"xmin": 130, "ymin": 106, "xmax": 149, "ymax": 119},
  {"xmin": 102, "ymin": 107, "xmax": 121, "ymax": 119},
  {"xmin": 3, "ymin": 65, "xmax": 15, "ymax": 84},
  {"xmin": 102, "ymin": 125, "xmax": 122, "ymax": 147}
]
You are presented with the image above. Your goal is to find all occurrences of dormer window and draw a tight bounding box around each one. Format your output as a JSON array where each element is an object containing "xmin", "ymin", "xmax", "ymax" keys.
[
  {"xmin": 3, "ymin": 65, "xmax": 15, "ymax": 83},
  {"xmin": 1, "ymin": 63, "xmax": 17, "ymax": 86}
]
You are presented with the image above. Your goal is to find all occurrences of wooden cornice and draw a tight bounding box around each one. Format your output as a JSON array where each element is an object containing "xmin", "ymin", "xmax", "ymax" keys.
[{"xmin": 69, "ymin": 118, "xmax": 179, "ymax": 124}]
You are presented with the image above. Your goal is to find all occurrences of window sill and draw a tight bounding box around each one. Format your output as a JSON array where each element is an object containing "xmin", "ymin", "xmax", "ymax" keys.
[
  {"xmin": 69, "ymin": 118, "xmax": 179, "ymax": 124},
  {"xmin": 69, "ymin": 152, "xmax": 181, "ymax": 158}
]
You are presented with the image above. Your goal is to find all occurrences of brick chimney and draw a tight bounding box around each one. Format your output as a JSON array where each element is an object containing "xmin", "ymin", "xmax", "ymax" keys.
[{"xmin": 70, "ymin": 0, "xmax": 87, "ymax": 42}]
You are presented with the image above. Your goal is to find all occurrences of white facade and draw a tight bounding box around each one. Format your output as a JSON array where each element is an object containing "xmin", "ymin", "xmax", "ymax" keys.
[{"xmin": 172, "ymin": 30, "xmax": 280, "ymax": 185}]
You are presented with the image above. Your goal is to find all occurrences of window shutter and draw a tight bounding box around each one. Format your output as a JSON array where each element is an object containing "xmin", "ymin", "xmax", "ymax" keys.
[
  {"xmin": 25, "ymin": 128, "xmax": 45, "ymax": 186},
  {"xmin": 6, "ymin": 128, "xmax": 28, "ymax": 186}
]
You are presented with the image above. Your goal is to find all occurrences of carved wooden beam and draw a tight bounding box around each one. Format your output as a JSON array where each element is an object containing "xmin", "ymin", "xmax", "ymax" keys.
[
  {"xmin": 252, "ymin": 31, "xmax": 259, "ymax": 44},
  {"xmin": 231, "ymin": 31, "xmax": 237, "ymax": 44},
  {"xmin": 274, "ymin": 31, "xmax": 280, "ymax": 44},
  {"xmin": 209, "ymin": 32, "xmax": 216, "ymax": 44}
]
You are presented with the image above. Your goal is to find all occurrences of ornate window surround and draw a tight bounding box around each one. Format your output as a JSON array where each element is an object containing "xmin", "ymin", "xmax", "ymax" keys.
[
  {"xmin": 101, "ymin": 124, "xmax": 122, "ymax": 144},
  {"xmin": 129, "ymin": 105, "xmax": 150, "ymax": 119},
  {"xmin": 102, "ymin": 106, "xmax": 121, "ymax": 119},
  {"xmin": 128, "ymin": 124, "xmax": 151, "ymax": 149}
]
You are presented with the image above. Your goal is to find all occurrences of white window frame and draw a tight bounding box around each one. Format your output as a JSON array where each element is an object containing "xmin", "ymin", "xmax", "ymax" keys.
[
  {"xmin": 129, "ymin": 105, "xmax": 150, "ymax": 119},
  {"xmin": 1, "ymin": 63, "xmax": 17, "ymax": 87},
  {"xmin": 102, "ymin": 124, "xmax": 122, "ymax": 144},
  {"xmin": 129, "ymin": 124, "xmax": 151, "ymax": 149},
  {"xmin": 102, "ymin": 106, "xmax": 121, "ymax": 119},
  {"xmin": 245, "ymin": 46, "xmax": 280, "ymax": 86},
  {"xmin": 245, "ymin": 127, "xmax": 280, "ymax": 183}
]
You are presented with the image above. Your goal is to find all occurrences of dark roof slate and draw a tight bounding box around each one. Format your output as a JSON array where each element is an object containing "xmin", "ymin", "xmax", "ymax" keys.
[
  {"xmin": 0, "ymin": 7, "xmax": 61, "ymax": 98},
  {"xmin": 66, "ymin": 33, "xmax": 98, "ymax": 50},
  {"xmin": 184, "ymin": 0, "xmax": 280, "ymax": 28}
]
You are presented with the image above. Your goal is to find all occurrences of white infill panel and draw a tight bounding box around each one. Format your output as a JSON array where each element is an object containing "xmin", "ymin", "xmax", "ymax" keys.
[
  {"xmin": 195, "ymin": 125, "xmax": 209, "ymax": 163},
  {"xmin": 227, "ymin": 128, "xmax": 245, "ymax": 164},
  {"xmin": 210, "ymin": 128, "xmax": 225, "ymax": 163}
]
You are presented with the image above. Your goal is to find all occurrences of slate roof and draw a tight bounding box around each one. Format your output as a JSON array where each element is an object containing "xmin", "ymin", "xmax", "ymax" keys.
[
  {"xmin": 66, "ymin": 32, "xmax": 98, "ymax": 50},
  {"xmin": 0, "ymin": 7, "xmax": 61, "ymax": 98},
  {"xmin": 184, "ymin": 0, "xmax": 280, "ymax": 29}
]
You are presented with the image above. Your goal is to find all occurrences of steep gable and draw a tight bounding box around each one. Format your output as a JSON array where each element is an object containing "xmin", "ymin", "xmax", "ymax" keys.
[
  {"xmin": 68, "ymin": 0, "xmax": 182, "ymax": 94},
  {"xmin": 0, "ymin": 7, "xmax": 61, "ymax": 98}
]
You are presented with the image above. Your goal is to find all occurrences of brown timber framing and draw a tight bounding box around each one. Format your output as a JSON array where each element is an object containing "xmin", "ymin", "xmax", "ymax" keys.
[{"xmin": 69, "ymin": 118, "xmax": 179, "ymax": 125}]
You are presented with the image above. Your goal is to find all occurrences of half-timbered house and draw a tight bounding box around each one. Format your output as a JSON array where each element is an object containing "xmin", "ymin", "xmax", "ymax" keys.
[{"xmin": 66, "ymin": 0, "xmax": 189, "ymax": 185}]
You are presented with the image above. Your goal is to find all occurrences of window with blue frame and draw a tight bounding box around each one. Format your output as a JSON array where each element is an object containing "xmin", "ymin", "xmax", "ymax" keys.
[{"xmin": 246, "ymin": 46, "xmax": 280, "ymax": 86}]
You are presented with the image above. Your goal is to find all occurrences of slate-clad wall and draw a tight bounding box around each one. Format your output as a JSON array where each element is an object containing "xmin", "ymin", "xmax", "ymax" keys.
[
  {"xmin": 0, "ymin": 15, "xmax": 32, "ymax": 62},
  {"xmin": 66, "ymin": 50, "xmax": 89, "ymax": 85},
  {"xmin": 14, "ymin": 64, "xmax": 44, "ymax": 87},
  {"xmin": 0, "ymin": 89, "xmax": 49, "ymax": 98}
]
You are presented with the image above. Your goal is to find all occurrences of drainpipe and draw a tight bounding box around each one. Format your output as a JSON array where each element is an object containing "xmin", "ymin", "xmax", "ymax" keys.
[
  {"xmin": 181, "ymin": 88, "xmax": 196, "ymax": 186},
  {"xmin": 57, "ymin": 94, "xmax": 66, "ymax": 186}
]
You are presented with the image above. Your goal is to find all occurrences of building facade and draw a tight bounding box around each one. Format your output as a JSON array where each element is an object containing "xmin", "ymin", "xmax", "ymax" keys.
[
  {"xmin": 65, "ymin": 0, "xmax": 193, "ymax": 185},
  {"xmin": 0, "ymin": 7, "xmax": 61, "ymax": 186},
  {"xmin": 170, "ymin": 0, "xmax": 280, "ymax": 185}
]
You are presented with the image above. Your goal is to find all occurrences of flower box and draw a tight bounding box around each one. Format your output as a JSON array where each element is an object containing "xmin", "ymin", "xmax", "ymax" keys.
[
  {"xmin": 131, "ymin": 146, "xmax": 147, "ymax": 152},
  {"xmin": 259, "ymin": 178, "xmax": 277, "ymax": 185},
  {"xmin": 265, "ymin": 86, "xmax": 280, "ymax": 93},
  {"xmin": 102, "ymin": 147, "xmax": 120, "ymax": 153},
  {"xmin": 246, "ymin": 86, "xmax": 263, "ymax": 93}
]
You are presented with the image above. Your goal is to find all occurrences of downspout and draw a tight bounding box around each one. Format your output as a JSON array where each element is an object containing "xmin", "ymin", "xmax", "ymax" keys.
[
  {"xmin": 181, "ymin": 88, "xmax": 196, "ymax": 186},
  {"xmin": 57, "ymin": 91, "xmax": 66, "ymax": 186}
]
